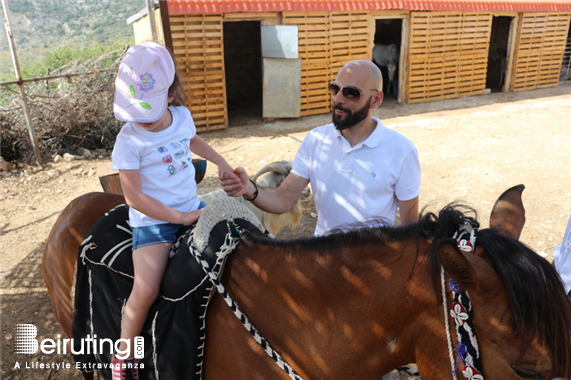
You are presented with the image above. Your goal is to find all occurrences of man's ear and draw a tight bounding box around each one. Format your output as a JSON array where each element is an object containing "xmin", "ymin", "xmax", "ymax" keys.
[{"xmin": 371, "ymin": 90, "xmax": 383, "ymax": 109}]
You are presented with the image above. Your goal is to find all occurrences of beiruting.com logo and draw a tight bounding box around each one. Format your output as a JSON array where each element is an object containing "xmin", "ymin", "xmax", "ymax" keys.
[{"xmin": 12, "ymin": 324, "xmax": 144, "ymax": 371}]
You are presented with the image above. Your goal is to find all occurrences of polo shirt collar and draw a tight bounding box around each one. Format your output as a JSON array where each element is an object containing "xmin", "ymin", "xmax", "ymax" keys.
[{"xmin": 334, "ymin": 117, "xmax": 384, "ymax": 150}]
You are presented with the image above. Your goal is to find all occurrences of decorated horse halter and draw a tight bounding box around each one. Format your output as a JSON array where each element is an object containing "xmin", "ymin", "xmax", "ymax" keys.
[{"xmin": 441, "ymin": 219, "xmax": 484, "ymax": 380}]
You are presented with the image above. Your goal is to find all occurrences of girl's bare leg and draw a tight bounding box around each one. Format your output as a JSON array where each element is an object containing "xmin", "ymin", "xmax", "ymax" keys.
[{"xmin": 117, "ymin": 242, "xmax": 172, "ymax": 357}]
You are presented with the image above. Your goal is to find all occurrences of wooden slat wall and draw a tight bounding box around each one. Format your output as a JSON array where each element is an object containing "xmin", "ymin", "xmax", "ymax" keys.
[
  {"xmin": 283, "ymin": 12, "xmax": 331, "ymax": 116},
  {"xmin": 511, "ymin": 13, "xmax": 571, "ymax": 92},
  {"xmin": 169, "ymin": 14, "xmax": 227, "ymax": 132},
  {"xmin": 330, "ymin": 12, "xmax": 372, "ymax": 78},
  {"xmin": 283, "ymin": 12, "xmax": 373, "ymax": 116},
  {"xmin": 407, "ymin": 12, "xmax": 492, "ymax": 103}
]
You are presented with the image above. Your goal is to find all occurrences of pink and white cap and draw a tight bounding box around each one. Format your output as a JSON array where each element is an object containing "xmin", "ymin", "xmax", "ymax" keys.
[{"xmin": 114, "ymin": 42, "xmax": 175, "ymax": 123}]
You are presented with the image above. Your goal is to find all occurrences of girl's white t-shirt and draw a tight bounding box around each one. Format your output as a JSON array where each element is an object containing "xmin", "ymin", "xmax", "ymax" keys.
[{"xmin": 111, "ymin": 106, "xmax": 199, "ymax": 227}]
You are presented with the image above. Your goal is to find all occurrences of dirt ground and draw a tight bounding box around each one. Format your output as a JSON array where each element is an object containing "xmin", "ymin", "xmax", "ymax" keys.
[{"xmin": 1, "ymin": 83, "xmax": 570, "ymax": 379}]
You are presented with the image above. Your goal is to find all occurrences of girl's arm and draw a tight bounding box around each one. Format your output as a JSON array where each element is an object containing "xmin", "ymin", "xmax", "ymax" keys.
[
  {"xmin": 119, "ymin": 169, "xmax": 201, "ymax": 225},
  {"xmin": 189, "ymin": 135, "xmax": 233, "ymax": 179}
]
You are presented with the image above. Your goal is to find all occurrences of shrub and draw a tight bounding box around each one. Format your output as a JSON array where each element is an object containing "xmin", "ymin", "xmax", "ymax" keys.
[{"xmin": 0, "ymin": 43, "xmax": 130, "ymax": 163}]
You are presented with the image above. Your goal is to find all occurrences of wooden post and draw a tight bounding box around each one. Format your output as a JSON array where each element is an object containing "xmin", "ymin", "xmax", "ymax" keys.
[
  {"xmin": 159, "ymin": 0, "xmax": 173, "ymax": 51},
  {"xmin": 1, "ymin": 0, "xmax": 41, "ymax": 165},
  {"xmin": 146, "ymin": 0, "xmax": 158, "ymax": 42}
]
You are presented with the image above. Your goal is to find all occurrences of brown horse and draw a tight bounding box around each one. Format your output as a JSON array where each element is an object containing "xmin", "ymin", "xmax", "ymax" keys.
[
  {"xmin": 43, "ymin": 186, "xmax": 571, "ymax": 379},
  {"xmin": 42, "ymin": 192, "xmax": 125, "ymax": 342}
]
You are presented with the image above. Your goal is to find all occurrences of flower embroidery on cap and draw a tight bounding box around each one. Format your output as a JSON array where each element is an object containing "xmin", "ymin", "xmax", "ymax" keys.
[
  {"xmin": 462, "ymin": 365, "xmax": 483, "ymax": 380},
  {"xmin": 125, "ymin": 70, "xmax": 152, "ymax": 110},
  {"xmin": 450, "ymin": 302, "xmax": 469, "ymax": 325},
  {"xmin": 138, "ymin": 73, "xmax": 155, "ymax": 92}
]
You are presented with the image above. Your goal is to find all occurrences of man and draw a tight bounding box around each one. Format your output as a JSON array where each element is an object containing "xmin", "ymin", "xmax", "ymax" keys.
[{"xmin": 222, "ymin": 59, "xmax": 421, "ymax": 235}]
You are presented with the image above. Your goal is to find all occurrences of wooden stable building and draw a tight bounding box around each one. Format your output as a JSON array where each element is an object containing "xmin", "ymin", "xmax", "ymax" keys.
[{"xmin": 128, "ymin": 0, "xmax": 571, "ymax": 132}]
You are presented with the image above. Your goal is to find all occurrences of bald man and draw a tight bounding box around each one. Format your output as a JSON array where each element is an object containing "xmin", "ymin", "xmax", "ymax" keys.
[{"xmin": 222, "ymin": 60, "xmax": 421, "ymax": 235}]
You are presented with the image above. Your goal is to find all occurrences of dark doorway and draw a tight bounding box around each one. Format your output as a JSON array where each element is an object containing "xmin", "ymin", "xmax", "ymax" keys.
[
  {"xmin": 486, "ymin": 16, "xmax": 512, "ymax": 92},
  {"xmin": 223, "ymin": 21, "xmax": 263, "ymax": 126},
  {"xmin": 373, "ymin": 19, "xmax": 402, "ymax": 99},
  {"xmin": 559, "ymin": 21, "xmax": 571, "ymax": 81}
]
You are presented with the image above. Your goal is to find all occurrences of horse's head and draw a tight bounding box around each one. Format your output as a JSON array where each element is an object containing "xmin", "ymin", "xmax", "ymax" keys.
[
  {"xmin": 435, "ymin": 186, "xmax": 571, "ymax": 379},
  {"xmin": 387, "ymin": 61, "xmax": 397, "ymax": 83}
]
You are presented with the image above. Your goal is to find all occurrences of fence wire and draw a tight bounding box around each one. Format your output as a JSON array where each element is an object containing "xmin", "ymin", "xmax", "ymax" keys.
[{"xmin": 0, "ymin": 46, "xmax": 127, "ymax": 163}]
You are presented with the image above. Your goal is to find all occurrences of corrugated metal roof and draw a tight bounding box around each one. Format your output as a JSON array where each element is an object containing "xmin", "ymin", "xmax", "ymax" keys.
[{"xmin": 167, "ymin": 0, "xmax": 571, "ymax": 14}]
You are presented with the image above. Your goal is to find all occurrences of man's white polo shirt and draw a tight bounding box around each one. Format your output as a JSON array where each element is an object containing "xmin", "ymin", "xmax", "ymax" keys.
[{"xmin": 292, "ymin": 117, "xmax": 421, "ymax": 236}]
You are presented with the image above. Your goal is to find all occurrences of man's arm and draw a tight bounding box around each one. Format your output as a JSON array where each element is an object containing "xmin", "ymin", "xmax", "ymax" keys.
[
  {"xmin": 222, "ymin": 168, "xmax": 309, "ymax": 214},
  {"xmin": 398, "ymin": 196, "xmax": 419, "ymax": 225}
]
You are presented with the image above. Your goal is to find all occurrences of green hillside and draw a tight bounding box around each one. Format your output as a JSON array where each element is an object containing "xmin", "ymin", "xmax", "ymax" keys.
[{"xmin": 1, "ymin": 0, "xmax": 144, "ymax": 78}]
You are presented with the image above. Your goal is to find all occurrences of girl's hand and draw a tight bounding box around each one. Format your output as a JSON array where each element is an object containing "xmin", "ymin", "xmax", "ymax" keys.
[
  {"xmin": 217, "ymin": 161, "xmax": 235, "ymax": 181},
  {"xmin": 180, "ymin": 209, "xmax": 202, "ymax": 226},
  {"xmin": 221, "ymin": 167, "xmax": 250, "ymax": 198}
]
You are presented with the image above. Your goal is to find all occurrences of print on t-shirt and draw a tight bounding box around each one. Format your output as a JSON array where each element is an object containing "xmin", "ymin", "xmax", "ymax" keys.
[{"xmin": 160, "ymin": 139, "xmax": 191, "ymax": 176}]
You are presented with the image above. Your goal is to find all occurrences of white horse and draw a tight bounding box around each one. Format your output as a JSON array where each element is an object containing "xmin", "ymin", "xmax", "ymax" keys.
[{"xmin": 372, "ymin": 43, "xmax": 399, "ymax": 94}]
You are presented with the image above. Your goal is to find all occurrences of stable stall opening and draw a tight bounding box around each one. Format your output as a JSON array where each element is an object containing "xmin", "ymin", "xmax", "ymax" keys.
[
  {"xmin": 486, "ymin": 16, "xmax": 512, "ymax": 92},
  {"xmin": 223, "ymin": 21, "xmax": 263, "ymax": 126},
  {"xmin": 560, "ymin": 21, "xmax": 571, "ymax": 82},
  {"xmin": 373, "ymin": 19, "xmax": 402, "ymax": 100}
]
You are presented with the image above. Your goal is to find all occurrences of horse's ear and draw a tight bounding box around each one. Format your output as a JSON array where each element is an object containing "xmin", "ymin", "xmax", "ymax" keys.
[
  {"xmin": 438, "ymin": 239, "xmax": 476, "ymax": 290},
  {"xmin": 489, "ymin": 184, "xmax": 526, "ymax": 240}
]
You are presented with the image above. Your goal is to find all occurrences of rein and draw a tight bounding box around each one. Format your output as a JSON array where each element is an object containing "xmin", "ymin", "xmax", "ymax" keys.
[{"xmin": 442, "ymin": 219, "xmax": 485, "ymax": 380}]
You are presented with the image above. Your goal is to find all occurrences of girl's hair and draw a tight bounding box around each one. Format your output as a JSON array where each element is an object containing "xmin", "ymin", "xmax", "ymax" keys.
[
  {"xmin": 163, "ymin": 44, "xmax": 186, "ymax": 107},
  {"xmin": 168, "ymin": 73, "xmax": 187, "ymax": 107}
]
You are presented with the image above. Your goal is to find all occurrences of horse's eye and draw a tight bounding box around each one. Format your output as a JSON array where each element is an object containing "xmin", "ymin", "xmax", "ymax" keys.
[{"xmin": 510, "ymin": 366, "xmax": 547, "ymax": 380}]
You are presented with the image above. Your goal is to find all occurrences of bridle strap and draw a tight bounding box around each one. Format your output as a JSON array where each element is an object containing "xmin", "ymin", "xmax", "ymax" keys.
[
  {"xmin": 442, "ymin": 266, "xmax": 458, "ymax": 380},
  {"xmin": 444, "ymin": 219, "xmax": 484, "ymax": 380}
]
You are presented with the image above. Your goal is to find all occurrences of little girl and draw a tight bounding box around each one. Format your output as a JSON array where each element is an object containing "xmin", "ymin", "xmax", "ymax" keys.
[{"xmin": 110, "ymin": 41, "xmax": 233, "ymax": 380}]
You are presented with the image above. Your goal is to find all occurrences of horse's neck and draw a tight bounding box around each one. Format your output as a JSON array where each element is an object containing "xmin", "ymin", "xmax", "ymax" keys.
[{"xmin": 222, "ymin": 238, "xmax": 448, "ymax": 378}]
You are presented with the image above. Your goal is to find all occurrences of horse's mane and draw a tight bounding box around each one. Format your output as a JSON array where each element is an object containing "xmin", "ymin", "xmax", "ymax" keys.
[{"xmin": 240, "ymin": 203, "xmax": 571, "ymax": 375}]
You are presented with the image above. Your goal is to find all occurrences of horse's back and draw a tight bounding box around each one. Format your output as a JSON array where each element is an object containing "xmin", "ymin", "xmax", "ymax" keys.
[
  {"xmin": 42, "ymin": 192, "xmax": 125, "ymax": 338},
  {"xmin": 372, "ymin": 43, "xmax": 398, "ymax": 66}
]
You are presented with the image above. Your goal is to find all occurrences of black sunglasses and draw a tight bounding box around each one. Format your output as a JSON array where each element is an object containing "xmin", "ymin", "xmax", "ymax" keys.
[{"xmin": 328, "ymin": 82, "xmax": 378, "ymax": 101}]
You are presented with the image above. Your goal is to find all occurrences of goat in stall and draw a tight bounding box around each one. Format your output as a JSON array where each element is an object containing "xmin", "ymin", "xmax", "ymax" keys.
[
  {"xmin": 372, "ymin": 43, "xmax": 399, "ymax": 95},
  {"xmin": 199, "ymin": 160, "xmax": 311, "ymax": 236}
]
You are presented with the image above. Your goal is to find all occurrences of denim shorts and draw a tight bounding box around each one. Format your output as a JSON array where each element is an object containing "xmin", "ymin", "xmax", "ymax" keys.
[{"xmin": 131, "ymin": 201, "xmax": 207, "ymax": 250}]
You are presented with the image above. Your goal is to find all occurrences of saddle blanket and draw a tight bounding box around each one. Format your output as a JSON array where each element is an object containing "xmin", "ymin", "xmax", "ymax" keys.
[{"xmin": 72, "ymin": 198, "xmax": 267, "ymax": 379}]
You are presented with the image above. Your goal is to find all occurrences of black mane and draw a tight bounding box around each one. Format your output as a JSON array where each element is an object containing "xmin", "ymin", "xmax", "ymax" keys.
[{"xmin": 240, "ymin": 203, "xmax": 571, "ymax": 375}]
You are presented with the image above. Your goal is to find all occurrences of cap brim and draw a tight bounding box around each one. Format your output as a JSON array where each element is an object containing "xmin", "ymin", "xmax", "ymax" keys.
[{"xmin": 114, "ymin": 89, "xmax": 168, "ymax": 123}]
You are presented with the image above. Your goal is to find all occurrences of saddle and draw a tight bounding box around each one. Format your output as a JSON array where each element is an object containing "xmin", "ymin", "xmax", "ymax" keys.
[{"xmin": 72, "ymin": 198, "xmax": 269, "ymax": 380}]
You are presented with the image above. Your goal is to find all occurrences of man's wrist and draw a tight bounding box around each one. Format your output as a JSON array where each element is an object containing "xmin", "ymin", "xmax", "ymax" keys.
[{"xmin": 243, "ymin": 179, "xmax": 259, "ymax": 201}]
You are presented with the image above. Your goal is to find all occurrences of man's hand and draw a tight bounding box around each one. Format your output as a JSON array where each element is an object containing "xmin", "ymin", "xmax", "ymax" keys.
[{"xmin": 221, "ymin": 167, "xmax": 251, "ymax": 198}]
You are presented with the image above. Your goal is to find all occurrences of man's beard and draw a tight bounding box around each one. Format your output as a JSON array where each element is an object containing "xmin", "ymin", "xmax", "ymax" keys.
[{"xmin": 332, "ymin": 98, "xmax": 371, "ymax": 131}]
